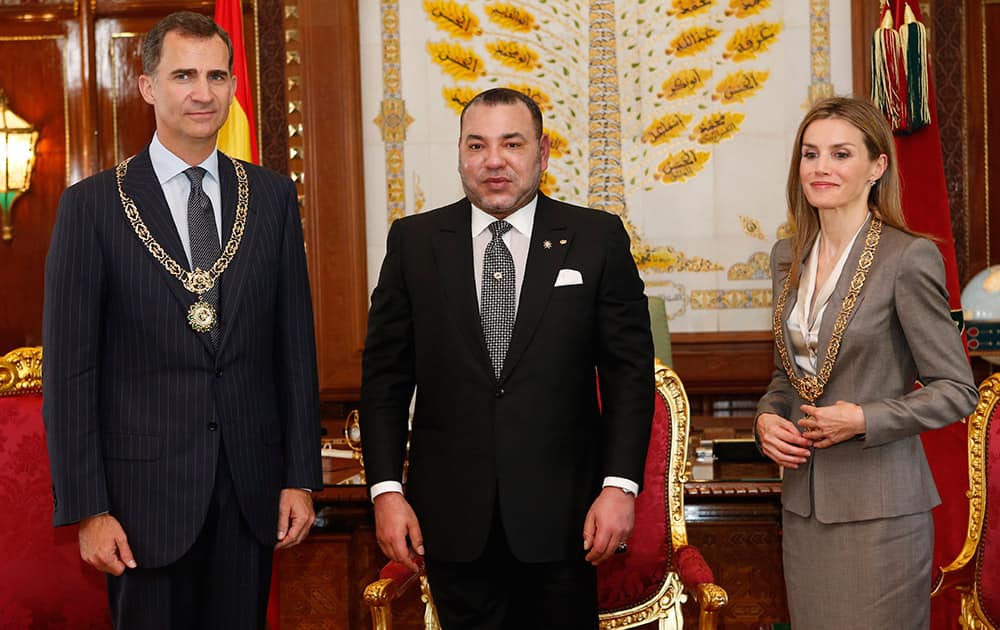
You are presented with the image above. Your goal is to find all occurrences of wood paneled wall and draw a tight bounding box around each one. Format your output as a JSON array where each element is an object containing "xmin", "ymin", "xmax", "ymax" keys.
[
  {"xmin": 0, "ymin": 0, "xmax": 260, "ymax": 351},
  {"xmin": 284, "ymin": 0, "xmax": 368, "ymax": 403}
]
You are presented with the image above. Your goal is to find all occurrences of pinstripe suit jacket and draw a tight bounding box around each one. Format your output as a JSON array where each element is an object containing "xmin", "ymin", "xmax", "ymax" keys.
[
  {"xmin": 757, "ymin": 221, "xmax": 978, "ymax": 523},
  {"xmin": 42, "ymin": 148, "xmax": 322, "ymax": 567}
]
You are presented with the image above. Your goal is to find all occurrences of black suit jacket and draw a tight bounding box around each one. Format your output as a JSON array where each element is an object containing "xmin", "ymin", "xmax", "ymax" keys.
[
  {"xmin": 43, "ymin": 148, "xmax": 322, "ymax": 567},
  {"xmin": 361, "ymin": 194, "xmax": 654, "ymax": 563}
]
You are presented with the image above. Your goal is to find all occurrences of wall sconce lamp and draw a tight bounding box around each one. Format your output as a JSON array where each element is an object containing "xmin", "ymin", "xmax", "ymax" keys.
[{"xmin": 0, "ymin": 88, "xmax": 39, "ymax": 243}]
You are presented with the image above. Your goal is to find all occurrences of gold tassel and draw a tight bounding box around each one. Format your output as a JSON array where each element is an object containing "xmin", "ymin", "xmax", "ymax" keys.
[
  {"xmin": 871, "ymin": 9, "xmax": 909, "ymax": 132},
  {"xmin": 900, "ymin": 3, "xmax": 930, "ymax": 130}
]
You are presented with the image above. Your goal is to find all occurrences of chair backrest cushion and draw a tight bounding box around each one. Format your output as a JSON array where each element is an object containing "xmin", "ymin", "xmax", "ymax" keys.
[
  {"xmin": 978, "ymin": 399, "xmax": 1000, "ymax": 625},
  {"xmin": 0, "ymin": 392, "xmax": 110, "ymax": 628},
  {"xmin": 596, "ymin": 387, "xmax": 672, "ymax": 611}
]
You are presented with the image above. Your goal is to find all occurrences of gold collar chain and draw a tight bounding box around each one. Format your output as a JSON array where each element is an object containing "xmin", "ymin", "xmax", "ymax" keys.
[
  {"xmin": 115, "ymin": 155, "xmax": 249, "ymax": 298},
  {"xmin": 772, "ymin": 217, "xmax": 883, "ymax": 403}
]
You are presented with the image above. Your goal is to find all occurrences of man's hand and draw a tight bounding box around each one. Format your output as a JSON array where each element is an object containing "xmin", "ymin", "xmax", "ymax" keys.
[
  {"xmin": 582, "ymin": 487, "xmax": 634, "ymax": 566},
  {"xmin": 78, "ymin": 513, "xmax": 136, "ymax": 576},
  {"xmin": 798, "ymin": 401, "xmax": 866, "ymax": 448},
  {"xmin": 756, "ymin": 412, "xmax": 813, "ymax": 468},
  {"xmin": 275, "ymin": 488, "xmax": 315, "ymax": 549},
  {"xmin": 373, "ymin": 492, "xmax": 424, "ymax": 573}
]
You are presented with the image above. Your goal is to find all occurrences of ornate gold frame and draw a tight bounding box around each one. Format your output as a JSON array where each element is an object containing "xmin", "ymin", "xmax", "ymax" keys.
[
  {"xmin": 598, "ymin": 361, "xmax": 727, "ymax": 630},
  {"xmin": 0, "ymin": 346, "xmax": 42, "ymax": 396},
  {"xmin": 932, "ymin": 373, "xmax": 999, "ymax": 630}
]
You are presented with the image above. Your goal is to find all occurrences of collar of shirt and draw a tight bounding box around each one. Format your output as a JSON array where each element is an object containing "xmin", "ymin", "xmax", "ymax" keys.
[
  {"xmin": 149, "ymin": 132, "xmax": 221, "ymax": 188},
  {"xmin": 149, "ymin": 133, "xmax": 224, "ymax": 265},
  {"xmin": 788, "ymin": 212, "xmax": 870, "ymax": 373},
  {"xmin": 470, "ymin": 196, "xmax": 537, "ymax": 241}
]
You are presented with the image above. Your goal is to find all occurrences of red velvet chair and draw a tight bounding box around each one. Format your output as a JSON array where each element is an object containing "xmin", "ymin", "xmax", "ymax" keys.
[
  {"xmin": 0, "ymin": 346, "xmax": 111, "ymax": 628},
  {"xmin": 363, "ymin": 361, "xmax": 728, "ymax": 629},
  {"xmin": 932, "ymin": 372, "xmax": 1000, "ymax": 629}
]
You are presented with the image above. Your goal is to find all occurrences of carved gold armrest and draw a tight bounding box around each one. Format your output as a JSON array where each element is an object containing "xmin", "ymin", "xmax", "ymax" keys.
[{"xmin": 691, "ymin": 582, "xmax": 728, "ymax": 630}]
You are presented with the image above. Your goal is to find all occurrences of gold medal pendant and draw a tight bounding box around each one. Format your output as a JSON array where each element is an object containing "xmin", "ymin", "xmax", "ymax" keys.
[
  {"xmin": 115, "ymin": 156, "xmax": 248, "ymax": 341},
  {"xmin": 187, "ymin": 299, "xmax": 217, "ymax": 333}
]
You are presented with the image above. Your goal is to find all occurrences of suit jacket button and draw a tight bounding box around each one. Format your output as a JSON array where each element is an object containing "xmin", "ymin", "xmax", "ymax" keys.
[
  {"xmin": 208, "ymin": 422, "xmax": 219, "ymax": 431},
  {"xmin": 495, "ymin": 388, "xmax": 504, "ymax": 397},
  {"xmin": 215, "ymin": 368, "xmax": 223, "ymax": 377}
]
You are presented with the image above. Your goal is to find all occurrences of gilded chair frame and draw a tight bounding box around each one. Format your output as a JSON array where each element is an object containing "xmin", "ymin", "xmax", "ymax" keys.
[
  {"xmin": 598, "ymin": 361, "xmax": 727, "ymax": 630},
  {"xmin": 932, "ymin": 373, "xmax": 999, "ymax": 630},
  {"xmin": 0, "ymin": 346, "xmax": 42, "ymax": 395},
  {"xmin": 364, "ymin": 571, "xmax": 441, "ymax": 630},
  {"xmin": 363, "ymin": 360, "xmax": 727, "ymax": 630}
]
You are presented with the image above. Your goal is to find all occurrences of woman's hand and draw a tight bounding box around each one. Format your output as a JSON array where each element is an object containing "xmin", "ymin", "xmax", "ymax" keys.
[
  {"xmin": 755, "ymin": 412, "xmax": 813, "ymax": 468},
  {"xmin": 798, "ymin": 401, "xmax": 866, "ymax": 448}
]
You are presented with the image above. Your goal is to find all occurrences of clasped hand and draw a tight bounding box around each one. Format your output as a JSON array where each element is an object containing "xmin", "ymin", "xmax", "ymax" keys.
[
  {"xmin": 797, "ymin": 400, "xmax": 865, "ymax": 449},
  {"xmin": 757, "ymin": 400, "xmax": 866, "ymax": 467}
]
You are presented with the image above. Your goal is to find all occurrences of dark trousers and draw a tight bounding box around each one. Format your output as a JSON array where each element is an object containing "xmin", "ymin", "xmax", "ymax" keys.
[
  {"xmin": 107, "ymin": 448, "xmax": 273, "ymax": 629},
  {"xmin": 424, "ymin": 502, "xmax": 598, "ymax": 630}
]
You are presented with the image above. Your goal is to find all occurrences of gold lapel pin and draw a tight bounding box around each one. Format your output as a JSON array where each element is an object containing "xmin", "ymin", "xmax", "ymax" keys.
[
  {"xmin": 559, "ymin": 239, "xmax": 568, "ymax": 245},
  {"xmin": 543, "ymin": 240, "xmax": 552, "ymax": 249}
]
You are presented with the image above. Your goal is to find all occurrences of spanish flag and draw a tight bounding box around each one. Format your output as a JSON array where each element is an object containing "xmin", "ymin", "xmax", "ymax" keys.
[{"xmin": 215, "ymin": 0, "xmax": 258, "ymax": 163}]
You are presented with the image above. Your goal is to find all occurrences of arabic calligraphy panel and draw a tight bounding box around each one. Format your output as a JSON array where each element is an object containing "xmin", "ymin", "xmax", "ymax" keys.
[{"xmin": 360, "ymin": 0, "xmax": 852, "ymax": 332}]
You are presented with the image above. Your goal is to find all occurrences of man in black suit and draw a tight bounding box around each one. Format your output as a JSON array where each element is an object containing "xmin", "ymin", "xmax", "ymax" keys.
[
  {"xmin": 42, "ymin": 11, "xmax": 321, "ymax": 629},
  {"xmin": 361, "ymin": 88, "xmax": 654, "ymax": 629}
]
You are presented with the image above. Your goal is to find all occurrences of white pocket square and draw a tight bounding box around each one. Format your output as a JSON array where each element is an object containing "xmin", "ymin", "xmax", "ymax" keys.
[{"xmin": 554, "ymin": 269, "xmax": 583, "ymax": 287}]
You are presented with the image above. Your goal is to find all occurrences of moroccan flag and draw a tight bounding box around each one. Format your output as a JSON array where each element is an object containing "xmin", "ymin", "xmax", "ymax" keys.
[
  {"xmin": 872, "ymin": 2, "xmax": 969, "ymax": 628},
  {"xmin": 215, "ymin": 0, "xmax": 258, "ymax": 163}
]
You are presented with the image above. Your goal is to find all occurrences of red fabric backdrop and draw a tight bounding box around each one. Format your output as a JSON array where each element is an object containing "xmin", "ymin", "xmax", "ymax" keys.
[{"xmin": 877, "ymin": 3, "xmax": 970, "ymax": 628}]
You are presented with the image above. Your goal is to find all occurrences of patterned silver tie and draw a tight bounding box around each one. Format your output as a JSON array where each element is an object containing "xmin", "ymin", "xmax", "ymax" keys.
[
  {"xmin": 184, "ymin": 167, "xmax": 222, "ymax": 347},
  {"xmin": 481, "ymin": 220, "xmax": 515, "ymax": 380}
]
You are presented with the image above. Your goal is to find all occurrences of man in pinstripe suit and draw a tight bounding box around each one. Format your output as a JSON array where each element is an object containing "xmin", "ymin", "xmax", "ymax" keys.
[{"xmin": 42, "ymin": 12, "xmax": 322, "ymax": 629}]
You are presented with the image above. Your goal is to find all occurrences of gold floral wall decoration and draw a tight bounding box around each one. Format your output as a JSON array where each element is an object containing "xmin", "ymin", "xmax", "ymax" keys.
[
  {"xmin": 728, "ymin": 251, "xmax": 771, "ymax": 280},
  {"xmin": 713, "ymin": 69, "xmax": 769, "ymax": 103},
  {"xmin": 725, "ymin": 0, "xmax": 771, "ymax": 19},
  {"xmin": 738, "ymin": 215, "xmax": 765, "ymax": 240},
  {"xmin": 661, "ymin": 69, "xmax": 713, "ymax": 100},
  {"xmin": 691, "ymin": 288, "xmax": 772, "ymax": 309},
  {"xmin": 722, "ymin": 21, "xmax": 781, "ymax": 61},
  {"xmin": 364, "ymin": 0, "xmax": 847, "ymax": 330},
  {"xmin": 668, "ymin": 0, "xmax": 716, "ymax": 20},
  {"xmin": 776, "ymin": 221, "xmax": 794, "ymax": 240}
]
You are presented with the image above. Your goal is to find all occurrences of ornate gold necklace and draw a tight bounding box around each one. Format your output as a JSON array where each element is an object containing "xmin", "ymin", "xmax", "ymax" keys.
[
  {"xmin": 115, "ymin": 155, "xmax": 249, "ymax": 333},
  {"xmin": 772, "ymin": 217, "xmax": 883, "ymax": 403}
]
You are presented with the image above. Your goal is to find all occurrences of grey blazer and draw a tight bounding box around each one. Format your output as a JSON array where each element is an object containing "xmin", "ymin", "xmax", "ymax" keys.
[{"xmin": 757, "ymin": 221, "xmax": 977, "ymax": 523}]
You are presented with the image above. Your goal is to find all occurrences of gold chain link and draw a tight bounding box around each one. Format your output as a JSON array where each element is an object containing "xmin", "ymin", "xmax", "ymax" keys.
[
  {"xmin": 115, "ymin": 156, "xmax": 249, "ymax": 297},
  {"xmin": 772, "ymin": 218, "xmax": 883, "ymax": 403}
]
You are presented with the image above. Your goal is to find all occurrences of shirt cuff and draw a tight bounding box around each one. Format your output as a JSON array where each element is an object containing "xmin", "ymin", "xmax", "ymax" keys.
[
  {"xmin": 369, "ymin": 480, "xmax": 404, "ymax": 502},
  {"xmin": 602, "ymin": 476, "xmax": 639, "ymax": 496}
]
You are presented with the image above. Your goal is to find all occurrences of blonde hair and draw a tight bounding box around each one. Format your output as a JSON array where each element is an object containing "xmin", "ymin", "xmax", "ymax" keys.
[{"xmin": 784, "ymin": 97, "xmax": 912, "ymax": 282}]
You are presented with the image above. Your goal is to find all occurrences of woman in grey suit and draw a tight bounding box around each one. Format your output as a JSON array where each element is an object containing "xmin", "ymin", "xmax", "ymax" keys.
[{"xmin": 754, "ymin": 97, "xmax": 977, "ymax": 629}]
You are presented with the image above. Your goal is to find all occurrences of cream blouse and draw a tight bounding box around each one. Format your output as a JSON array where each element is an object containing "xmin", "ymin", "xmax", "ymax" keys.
[{"xmin": 788, "ymin": 215, "xmax": 871, "ymax": 376}]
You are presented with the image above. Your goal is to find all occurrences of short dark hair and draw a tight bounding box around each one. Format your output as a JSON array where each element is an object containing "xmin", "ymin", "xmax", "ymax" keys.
[
  {"xmin": 460, "ymin": 88, "xmax": 544, "ymax": 139},
  {"xmin": 142, "ymin": 11, "xmax": 234, "ymax": 75}
]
